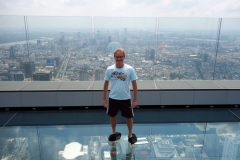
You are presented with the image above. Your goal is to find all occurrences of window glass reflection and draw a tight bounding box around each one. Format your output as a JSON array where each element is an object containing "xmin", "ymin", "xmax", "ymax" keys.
[
  {"xmin": 0, "ymin": 126, "xmax": 40, "ymax": 160},
  {"xmin": 0, "ymin": 122, "xmax": 240, "ymax": 159}
]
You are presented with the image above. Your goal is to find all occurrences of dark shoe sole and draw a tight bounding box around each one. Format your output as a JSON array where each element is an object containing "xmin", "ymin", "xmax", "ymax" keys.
[
  {"xmin": 108, "ymin": 132, "xmax": 121, "ymax": 141},
  {"xmin": 128, "ymin": 133, "xmax": 137, "ymax": 144}
]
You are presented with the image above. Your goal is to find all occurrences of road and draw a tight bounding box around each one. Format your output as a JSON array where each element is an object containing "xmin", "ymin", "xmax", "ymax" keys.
[{"xmin": 56, "ymin": 46, "xmax": 71, "ymax": 79}]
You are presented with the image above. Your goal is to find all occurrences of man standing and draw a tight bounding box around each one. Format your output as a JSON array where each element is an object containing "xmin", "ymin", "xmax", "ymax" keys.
[{"xmin": 103, "ymin": 48, "xmax": 138, "ymax": 144}]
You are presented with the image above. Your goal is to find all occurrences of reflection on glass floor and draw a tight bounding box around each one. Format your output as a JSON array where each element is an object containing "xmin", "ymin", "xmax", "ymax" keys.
[{"xmin": 0, "ymin": 122, "xmax": 240, "ymax": 160}]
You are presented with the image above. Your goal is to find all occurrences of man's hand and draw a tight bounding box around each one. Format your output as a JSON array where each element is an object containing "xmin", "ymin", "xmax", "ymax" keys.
[
  {"xmin": 103, "ymin": 99, "xmax": 108, "ymax": 108},
  {"xmin": 131, "ymin": 99, "xmax": 137, "ymax": 108}
]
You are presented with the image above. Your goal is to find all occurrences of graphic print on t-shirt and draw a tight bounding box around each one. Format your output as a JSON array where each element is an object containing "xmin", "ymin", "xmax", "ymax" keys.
[{"xmin": 111, "ymin": 71, "xmax": 127, "ymax": 81}]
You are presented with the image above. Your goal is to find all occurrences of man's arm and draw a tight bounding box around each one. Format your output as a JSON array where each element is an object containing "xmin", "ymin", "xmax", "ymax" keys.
[
  {"xmin": 131, "ymin": 80, "xmax": 137, "ymax": 108},
  {"xmin": 103, "ymin": 80, "xmax": 109, "ymax": 108}
]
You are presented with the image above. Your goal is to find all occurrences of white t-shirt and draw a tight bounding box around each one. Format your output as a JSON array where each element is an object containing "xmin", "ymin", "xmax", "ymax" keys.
[{"xmin": 104, "ymin": 64, "xmax": 138, "ymax": 100}]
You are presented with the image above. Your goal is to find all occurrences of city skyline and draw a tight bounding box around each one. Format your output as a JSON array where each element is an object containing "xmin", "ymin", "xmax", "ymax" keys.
[{"xmin": 0, "ymin": 25, "xmax": 240, "ymax": 82}]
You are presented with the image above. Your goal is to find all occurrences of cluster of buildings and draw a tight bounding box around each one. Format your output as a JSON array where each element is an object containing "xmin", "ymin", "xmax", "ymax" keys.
[
  {"xmin": 0, "ymin": 19, "xmax": 239, "ymax": 160},
  {"xmin": 2, "ymin": 133, "xmax": 239, "ymax": 160},
  {"xmin": 0, "ymin": 27, "xmax": 239, "ymax": 82}
]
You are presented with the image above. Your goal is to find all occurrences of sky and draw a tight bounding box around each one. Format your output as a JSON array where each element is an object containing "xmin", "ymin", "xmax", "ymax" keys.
[{"xmin": 0, "ymin": 0, "xmax": 240, "ymax": 18}]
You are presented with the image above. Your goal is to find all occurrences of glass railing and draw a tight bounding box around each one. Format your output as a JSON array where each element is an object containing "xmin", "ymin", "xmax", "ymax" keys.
[
  {"xmin": 157, "ymin": 18, "xmax": 220, "ymax": 81},
  {"xmin": 0, "ymin": 16, "xmax": 240, "ymax": 82},
  {"xmin": 1, "ymin": 122, "xmax": 240, "ymax": 160},
  {"xmin": 215, "ymin": 18, "xmax": 240, "ymax": 80}
]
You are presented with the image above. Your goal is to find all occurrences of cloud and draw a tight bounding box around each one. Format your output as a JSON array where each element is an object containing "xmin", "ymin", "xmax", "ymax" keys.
[
  {"xmin": 0, "ymin": 0, "xmax": 239, "ymax": 17},
  {"xmin": 127, "ymin": 0, "xmax": 160, "ymax": 5},
  {"xmin": 191, "ymin": 0, "xmax": 240, "ymax": 18},
  {"xmin": 213, "ymin": 0, "xmax": 240, "ymax": 12},
  {"xmin": 164, "ymin": 0, "xmax": 198, "ymax": 9},
  {"xmin": 193, "ymin": 122, "xmax": 240, "ymax": 136},
  {"xmin": 64, "ymin": 0, "xmax": 88, "ymax": 6}
]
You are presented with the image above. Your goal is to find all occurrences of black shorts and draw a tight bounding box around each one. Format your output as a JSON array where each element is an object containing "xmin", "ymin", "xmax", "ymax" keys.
[{"xmin": 107, "ymin": 98, "xmax": 134, "ymax": 118}]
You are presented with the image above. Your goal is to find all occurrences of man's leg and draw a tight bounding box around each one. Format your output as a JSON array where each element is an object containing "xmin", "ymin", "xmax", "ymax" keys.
[
  {"xmin": 110, "ymin": 116, "xmax": 117, "ymax": 134},
  {"xmin": 127, "ymin": 118, "xmax": 137, "ymax": 144},
  {"xmin": 126, "ymin": 118, "xmax": 133, "ymax": 137},
  {"xmin": 109, "ymin": 116, "xmax": 121, "ymax": 141}
]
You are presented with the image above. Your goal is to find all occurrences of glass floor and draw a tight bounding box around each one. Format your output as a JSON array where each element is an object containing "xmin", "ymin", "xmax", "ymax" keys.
[{"xmin": 1, "ymin": 122, "xmax": 240, "ymax": 160}]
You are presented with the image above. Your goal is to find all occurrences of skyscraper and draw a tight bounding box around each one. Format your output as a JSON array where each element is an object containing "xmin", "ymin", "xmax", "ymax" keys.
[
  {"xmin": 37, "ymin": 40, "xmax": 41, "ymax": 47},
  {"xmin": 46, "ymin": 58, "xmax": 55, "ymax": 66},
  {"xmin": 9, "ymin": 46, "xmax": 15, "ymax": 58},
  {"xmin": 54, "ymin": 56, "xmax": 60, "ymax": 67},
  {"xmin": 202, "ymin": 54, "xmax": 208, "ymax": 63},
  {"xmin": 79, "ymin": 68, "xmax": 89, "ymax": 81},
  {"xmin": 185, "ymin": 147, "xmax": 196, "ymax": 160},
  {"xmin": 145, "ymin": 49, "xmax": 151, "ymax": 60},
  {"xmin": 20, "ymin": 61, "xmax": 35, "ymax": 78},
  {"xmin": 59, "ymin": 32, "xmax": 65, "ymax": 54},
  {"xmin": 33, "ymin": 69, "xmax": 52, "ymax": 81},
  {"xmin": 30, "ymin": 53, "xmax": 36, "ymax": 63},
  {"xmin": 9, "ymin": 70, "xmax": 25, "ymax": 81},
  {"xmin": 203, "ymin": 129, "xmax": 221, "ymax": 157},
  {"xmin": 222, "ymin": 135, "xmax": 240, "ymax": 160},
  {"xmin": 123, "ymin": 28, "xmax": 127, "ymax": 44},
  {"xmin": 94, "ymin": 68, "xmax": 105, "ymax": 81},
  {"xmin": 152, "ymin": 138, "xmax": 180, "ymax": 160},
  {"xmin": 150, "ymin": 49, "xmax": 155, "ymax": 61},
  {"xmin": 144, "ymin": 49, "xmax": 156, "ymax": 61}
]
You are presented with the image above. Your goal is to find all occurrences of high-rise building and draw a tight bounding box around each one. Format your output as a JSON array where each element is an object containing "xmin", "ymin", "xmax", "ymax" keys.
[
  {"xmin": 60, "ymin": 32, "xmax": 65, "ymax": 42},
  {"xmin": 28, "ymin": 136, "xmax": 41, "ymax": 160},
  {"xmin": 185, "ymin": 146, "xmax": 196, "ymax": 160},
  {"xmin": 30, "ymin": 53, "xmax": 36, "ymax": 63},
  {"xmin": 59, "ymin": 32, "xmax": 65, "ymax": 54},
  {"xmin": 145, "ymin": 49, "xmax": 151, "ymax": 60},
  {"xmin": 203, "ymin": 129, "xmax": 221, "ymax": 157},
  {"xmin": 193, "ymin": 144, "xmax": 203, "ymax": 157},
  {"xmin": 9, "ymin": 70, "xmax": 25, "ymax": 81},
  {"xmin": 79, "ymin": 68, "xmax": 89, "ymax": 81},
  {"xmin": 222, "ymin": 135, "xmax": 240, "ymax": 160},
  {"xmin": 202, "ymin": 54, "xmax": 208, "ymax": 63},
  {"xmin": 94, "ymin": 68, "xmax": 105, "ymax": 81},
  {"xmin": 37, "ymin": 40, "xmax": 41, "ymax": 47},
  {"xmin": 33, "ymin": 69, "xmax": 52, "ymax": 81},
  {"xmin": 152, "ymin": 138, "xmax": 180, "ymax": 160},
  {"xmin": 0, "ymin": 70, "xmax": 9, "ymax": 81},
  {"xmin": 150, "ymin": 49, "xmax": 155, "ymax": 61},
  {"xmin": 51, "ymin": 44, "xmax": 60, "ymax": 56},
  {"xmin": 54, "ymin": 56, "xmax": 60, "ymax": 67},
  {"xmin": 46, "ymin": 58, "xmax": 55, "ymax": 66},
  {"xmin": 9, "ymin": 46, "xmax": 15, "ymax": 58},
  {"xmin": 0, "ymin": 138, "xmax": 6, "ymax": 158},
  {"xmin": 123, "ymin": 28, "xmax": 127, "ymax": 44},
  {"xmin": 20, "ymin": 61, "xmax": 35, "ymax": 78}
]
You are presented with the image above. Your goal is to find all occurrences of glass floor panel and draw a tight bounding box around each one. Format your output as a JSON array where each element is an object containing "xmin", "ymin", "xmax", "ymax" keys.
[{"xmin": 1, "ymin": 122, "xmax": 240, "ymax": 160}]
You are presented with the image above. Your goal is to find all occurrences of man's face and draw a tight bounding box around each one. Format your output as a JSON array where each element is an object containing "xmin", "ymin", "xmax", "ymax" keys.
[{"xmin": 114, "ymin": 51, "xmax": 125, "ymax": 64}]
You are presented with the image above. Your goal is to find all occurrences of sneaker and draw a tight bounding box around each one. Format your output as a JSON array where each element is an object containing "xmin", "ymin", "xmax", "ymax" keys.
[
  {"xmin": 128, "ymin": 133, "xmax": 137, "ymax": 144},
  {"xmin": 108, "ymin": 132, "xmax": 121, "ymax": 141}
]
